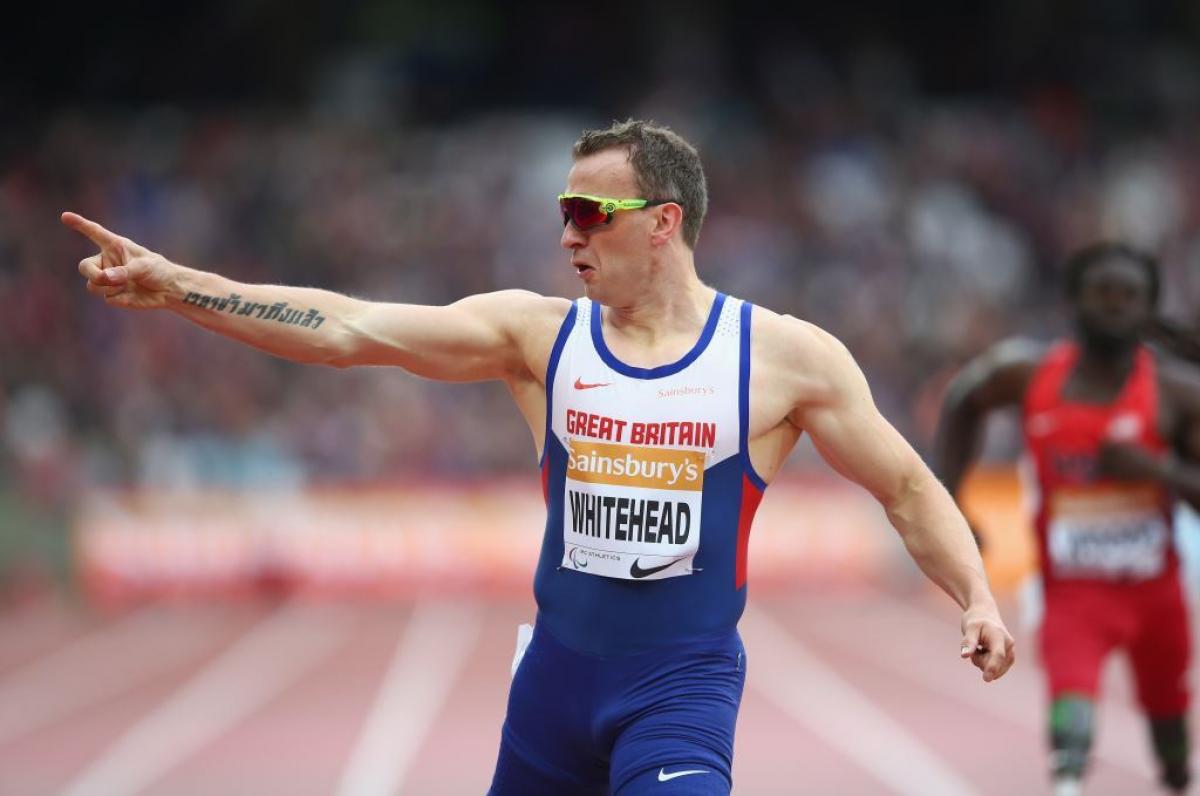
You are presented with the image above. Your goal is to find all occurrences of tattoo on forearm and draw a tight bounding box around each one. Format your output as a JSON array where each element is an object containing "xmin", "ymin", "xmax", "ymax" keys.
[{"xmin": 182, "ymin": 292, "xmax": 326, "ymax": 329}]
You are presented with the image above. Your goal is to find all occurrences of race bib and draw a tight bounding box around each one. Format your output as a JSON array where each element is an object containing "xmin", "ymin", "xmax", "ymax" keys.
[
  {"xmin": 561, "ymin": 439, "xmax": 704, "ymax": 580},
  {"xmin": 1047, "ymin": 487, "xmax": 1169, "ymax": 580}
]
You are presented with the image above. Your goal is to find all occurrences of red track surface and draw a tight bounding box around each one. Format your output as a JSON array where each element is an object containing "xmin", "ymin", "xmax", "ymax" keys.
[{"xmin": 0, "ymin": 586, "xmax": 1188, "ymax": 795}]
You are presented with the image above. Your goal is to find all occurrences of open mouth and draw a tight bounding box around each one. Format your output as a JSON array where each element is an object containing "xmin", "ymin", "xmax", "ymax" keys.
[{"xmin": 573, "ymin": 262, "xmax": 594, "ymax": 275}]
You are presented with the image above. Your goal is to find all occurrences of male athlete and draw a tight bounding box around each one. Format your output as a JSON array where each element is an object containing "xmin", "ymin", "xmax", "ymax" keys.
[
  {"xmin": 67, "ymin": 120, "xmax": 1013, "ymax": 795},
  {"xmin": 937, "ymin": 243, "xmax": 1200, "ymax": 795}
]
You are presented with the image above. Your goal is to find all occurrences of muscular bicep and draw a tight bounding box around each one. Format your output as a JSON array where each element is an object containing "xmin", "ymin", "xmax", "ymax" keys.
[
  {"xmin": 341, "ymin": 290, "xmax": 560, "ymax": 382},
  {"xmin": 792, "ymin": 333, "xmax": 925, "ymax": 504}
]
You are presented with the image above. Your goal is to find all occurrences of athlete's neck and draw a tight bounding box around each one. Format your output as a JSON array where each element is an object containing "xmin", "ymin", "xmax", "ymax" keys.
[
  {"xmin": 603, "ymin": 272, "xmax": 715, "ymax": 347},
  {"xmin": 1075, "ymin": 339, "xmax": 1137, "ymax": 387}
]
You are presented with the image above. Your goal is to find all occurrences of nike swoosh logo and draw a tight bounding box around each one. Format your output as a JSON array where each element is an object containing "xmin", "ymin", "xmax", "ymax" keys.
[
  {"xmin": 630, "ymin": 557, "xmax": 684, "ymax": 579},
  {"xmin": 573, "ymin": 377, "xmax": 611, "ymax": 390},
  {"xmin": 658, "ymin": 768, "xmax": 709, "ymax": 782}
]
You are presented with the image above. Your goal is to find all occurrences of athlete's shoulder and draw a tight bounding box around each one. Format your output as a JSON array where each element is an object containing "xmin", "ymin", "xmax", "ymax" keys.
[
  {"xmin": 977, "ymin": 337, "xmax": 1049, "ymax": 372},
  {"xmin": 480, "ymin": 289, "xmax": 572, "ymax": 315},
  {"xmin": 947, "ymin": 337, "xmax": 1048, "ymax": 412},
  {"xmin": 745, "ymin": 306, "xmax": 865, "ymax": 410},
  {"xmin": 468, "ymin": 290, "xmax": 572, "ymax": 333},
  {"xmin": 748, "ymin": 304, "xmax": 842, "ymax": 357}
]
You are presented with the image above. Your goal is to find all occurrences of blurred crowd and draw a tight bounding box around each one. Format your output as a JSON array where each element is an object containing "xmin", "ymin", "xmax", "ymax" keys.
[{"xmin": 3, "ymin": 53, "xmax": 1200, "ymax": 514}]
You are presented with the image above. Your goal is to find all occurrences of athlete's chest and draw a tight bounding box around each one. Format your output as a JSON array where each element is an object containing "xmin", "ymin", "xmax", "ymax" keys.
[
  {"xmin": 554, "ymin": 362, "xmax": 738, "ymax": 479},
  {"xmin": 1026, "ymin": 402, "xmax": 1159, "ymax": 480},
  {"xmin": 552, "ymin": 296, "xmax": 741, "ymax": 444},
  {"xmin": 547, "ymin": 298, "xmax": 747, "ymax": 581},
  {"xmin": 563, "ymin": 378, "xmax": 728, "ymax": 428},
  {"xmin": 1026, "ymin": 345, "xmax": 1168, "ymax": 466}
]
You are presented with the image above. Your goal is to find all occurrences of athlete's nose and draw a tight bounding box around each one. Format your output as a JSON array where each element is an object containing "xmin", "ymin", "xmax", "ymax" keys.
[
  {"xmin": 561, "ymin": 220, "xmax": 587, "ymax": 250},
  {"xmin": 1099, "ymin": 283, "xmax": 1139, "ymax": 320}
]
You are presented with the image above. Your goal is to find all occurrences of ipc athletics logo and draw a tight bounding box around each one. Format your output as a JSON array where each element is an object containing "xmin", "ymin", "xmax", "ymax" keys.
[{"xmin": 568, "ymin": 547, "xmax": 588, "ymax": 569}]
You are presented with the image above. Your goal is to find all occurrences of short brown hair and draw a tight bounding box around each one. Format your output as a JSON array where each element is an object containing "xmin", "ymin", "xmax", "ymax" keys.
[{"xmin": 573, "ymin": 119, "xmax": 708, "ymax": 249}]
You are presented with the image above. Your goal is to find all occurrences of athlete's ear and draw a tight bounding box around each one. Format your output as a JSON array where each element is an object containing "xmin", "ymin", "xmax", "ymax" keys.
[{"xmin": 649, "ymin": 203, "xmax": 685, "ymax": 248}]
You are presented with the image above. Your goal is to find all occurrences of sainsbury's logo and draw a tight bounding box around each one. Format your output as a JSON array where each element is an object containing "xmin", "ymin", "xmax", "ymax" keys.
[
  {"xmin": 657, "ymin": 385, "xmax": 715, "ymax": 398},
  {"xmin": 567, "ymin": 440, "xmax": 706, "ymax": 491}
]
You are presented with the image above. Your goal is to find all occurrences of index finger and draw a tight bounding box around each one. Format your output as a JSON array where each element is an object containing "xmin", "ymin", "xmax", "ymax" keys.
[{"xmin": 61, "ymin": 212, "xmax": 121, "ymax": 249}]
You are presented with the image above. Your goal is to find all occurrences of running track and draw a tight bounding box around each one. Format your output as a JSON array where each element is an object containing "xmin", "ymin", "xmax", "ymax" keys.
[{"xmin": 0, "ymin": 585, "xmax": 1188, "ymax": 795}]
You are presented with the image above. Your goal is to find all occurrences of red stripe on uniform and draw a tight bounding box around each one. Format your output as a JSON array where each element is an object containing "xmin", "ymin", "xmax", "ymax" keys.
[
  {"xmin": 541, "ymin": 457, "xmax": 550, "ymax": 505},
  {"xmin": 735, "ymin": 474, "xmax": 764, "ymax": 589}
]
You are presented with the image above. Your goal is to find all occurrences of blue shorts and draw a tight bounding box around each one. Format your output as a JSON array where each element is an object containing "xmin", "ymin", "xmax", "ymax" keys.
[{"xmin": 488, "ymin": 619, "xmax": 746, "ymax": 795}]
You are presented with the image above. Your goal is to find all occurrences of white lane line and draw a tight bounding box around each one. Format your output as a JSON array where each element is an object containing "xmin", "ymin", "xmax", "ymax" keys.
[
  {"xmin": 740, "ymin": 606, "xmax": 982, "ymax": 796},
  {"xmin": 853, "ymin": 592, "xmax": 1153, "ymax": 778},
  {"xmin": 336, "ymin": 600, "xmax": 483, "ymax": 796},
  {"xmin": 59, "ymin": 601, "xmax": 351, "ymax": 796},
  {"xmin": 0, "ymin": 607, "xmax": 218, "ymax": 745}
]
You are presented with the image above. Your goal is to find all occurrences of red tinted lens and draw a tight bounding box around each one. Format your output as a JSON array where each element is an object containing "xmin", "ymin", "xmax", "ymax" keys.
[{"xmin": 560, "ymin": 197, "xmax": 609, "ymax": 230}]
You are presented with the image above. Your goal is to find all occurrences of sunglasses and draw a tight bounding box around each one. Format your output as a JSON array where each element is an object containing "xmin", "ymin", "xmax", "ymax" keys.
[{"xmin": 558, "ymin": 193, "xmax": 681, "ymax": 231}]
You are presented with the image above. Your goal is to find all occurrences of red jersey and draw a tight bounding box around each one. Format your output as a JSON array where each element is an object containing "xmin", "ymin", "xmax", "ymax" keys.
[{"xmin": 1023, "ymin": 342, "xmax": 1176, "ymax": 584}]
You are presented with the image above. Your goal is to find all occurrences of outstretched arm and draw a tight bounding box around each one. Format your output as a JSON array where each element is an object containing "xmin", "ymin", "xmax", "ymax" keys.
[
  {"xmin": 782, "ymin": 320, "xmax": 1016, "ymax": 682},
  {"xmin": 64, "ymin": 212, "xmax": 567, "ymax": 382}
]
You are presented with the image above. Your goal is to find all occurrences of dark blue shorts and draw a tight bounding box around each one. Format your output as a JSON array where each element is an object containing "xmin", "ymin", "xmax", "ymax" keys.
[{"xmin": 488, "ymin": 619, "xmax": 746, "ymax": 795}]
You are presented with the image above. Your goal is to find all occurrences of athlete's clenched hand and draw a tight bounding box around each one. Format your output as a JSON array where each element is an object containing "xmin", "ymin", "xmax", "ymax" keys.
[
  {"xmin": 960, "ymin": 604, "xmax": 1015, "ymax": 682},
  {"xmin": 63, "ymin": 212, "xmax": 178, "ymax": 310}
]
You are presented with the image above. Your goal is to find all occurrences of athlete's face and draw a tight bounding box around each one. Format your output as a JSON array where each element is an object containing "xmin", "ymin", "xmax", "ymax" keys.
[
  {"xmin": 560, "ymin": 150, "xmax": 665, "ymax": 305},
  {"xmin": 1073, "ymin": 256, "xmax": 1154, "ymax": 350}
]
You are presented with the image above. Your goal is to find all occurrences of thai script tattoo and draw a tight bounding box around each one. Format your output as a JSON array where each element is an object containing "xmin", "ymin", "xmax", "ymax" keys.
[{"xmin": 182, "ymin": 292, "xmax": 326, "ymax": 329}]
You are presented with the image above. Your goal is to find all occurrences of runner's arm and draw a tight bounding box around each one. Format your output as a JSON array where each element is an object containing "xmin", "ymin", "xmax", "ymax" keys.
[
  {"xmin": 1096, "ymin": 362, "xmax": 1200, "ymax": 510},
  {"xmin": 1163, "ymin": 364, "xmax": 1200, "ymax": 511},
  {"xmin": 934, "ymin": 339, "xmax": 1040, "ymax": 497},
  {"xmin": 172, "ymin": 269, "xmax": 544, "ymax": 380},
  {"xmin": 65, "ymin": 212, "xmax": 561, "ymax": 381},
  {"xmin": 786, "ymin": 323, "xmax": 1015, "ymax": 681}
]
